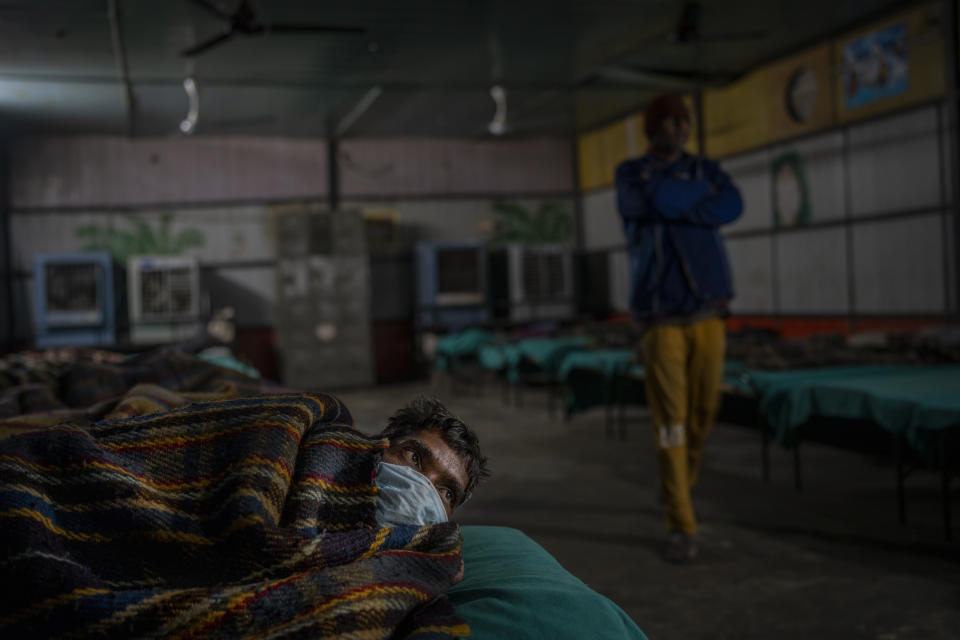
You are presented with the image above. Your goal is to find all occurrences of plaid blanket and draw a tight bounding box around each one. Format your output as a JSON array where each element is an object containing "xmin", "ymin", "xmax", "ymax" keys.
[
  {"xmin": 0, "ymin": 390, "xmax": 467, "ymax": 638},
  {"xmin": 0, "ymin": 347, "xmax": 287, "ymax": 417},
  {"xmin": 0, "ymin": 348, "xmax": 296, "ymax": 442}
]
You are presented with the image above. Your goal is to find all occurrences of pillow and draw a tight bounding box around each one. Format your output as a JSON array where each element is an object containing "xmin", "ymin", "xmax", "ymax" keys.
[{"xmin": 449, "ymin": 526, "xmax": 648, "ymax": 640}]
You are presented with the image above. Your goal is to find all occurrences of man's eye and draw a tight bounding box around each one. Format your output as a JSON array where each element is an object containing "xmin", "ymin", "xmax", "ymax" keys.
[{"xmin": 405, "ymin": 449, "xmax": 420, "ymax": 467}]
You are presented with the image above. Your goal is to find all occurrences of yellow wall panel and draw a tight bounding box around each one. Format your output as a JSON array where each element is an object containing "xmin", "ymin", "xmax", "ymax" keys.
[
  {"xmin": 704, "ymin": 69, "xmax": 772, "ymax": 157},
  {"xmin": 599, "ymin": 119, "xmax": 631, "ymax": 187},
  {"xmin": 767, "ymin": 43, "xmax": 836, "ymax": 140},
  {"xmin": 577, "ymin": 119, "xmax": 631, "ymax": 191},
  {"xmin": 577, "ymin": 129, "xmax": 605, "ymax": 191},
  {"xmin": 834, "ymin": 5, "xmax": 944, "ymax": 122},
  {"xmin": 626, "ymin": 114, "xmax": 646, "ymax": 158}
]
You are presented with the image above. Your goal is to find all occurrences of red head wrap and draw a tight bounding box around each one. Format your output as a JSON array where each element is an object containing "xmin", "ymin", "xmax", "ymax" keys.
[{"xmin": 643, "ymin": 94, "xmax": 690, "ymax": 140}]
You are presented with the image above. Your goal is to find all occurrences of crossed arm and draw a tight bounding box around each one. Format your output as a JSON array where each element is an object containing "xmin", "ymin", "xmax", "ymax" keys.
[{"xmin": 616, "ymin": 159, "xmax": 744, "ymax": 227}]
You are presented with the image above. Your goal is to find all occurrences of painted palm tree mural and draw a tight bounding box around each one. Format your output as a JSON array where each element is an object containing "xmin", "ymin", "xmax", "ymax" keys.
[
  {"xmin": 489, "ymin": 201, "xmax": 573, "ymax": 244},
  {"xmin": 75, "ymin": 213, "xmax": 205, "ymax": 264}
]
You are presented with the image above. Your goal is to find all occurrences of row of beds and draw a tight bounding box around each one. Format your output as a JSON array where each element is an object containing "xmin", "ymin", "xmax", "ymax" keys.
[{"xmin": 434, "ymin": 327, "xmax": 960, "ymax": 540}]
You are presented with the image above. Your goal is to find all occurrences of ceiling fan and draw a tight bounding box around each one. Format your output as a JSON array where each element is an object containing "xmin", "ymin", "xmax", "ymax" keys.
[
  {"xmin": 181, "ymin": 0, "xmax": 365, "ymax": 57},
  {"xmin": 590, "ymin": 1, "xmax": 765, "ymax": 91},
  {"xmin": 668, "ymin": 1, "xmax": 767, "ymax": 44}
]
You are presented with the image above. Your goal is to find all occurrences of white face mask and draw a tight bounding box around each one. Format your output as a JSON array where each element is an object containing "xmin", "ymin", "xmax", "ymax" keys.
[{"xmin": 374, "ymin": 462, "xmax": 449, "ymax": 527}]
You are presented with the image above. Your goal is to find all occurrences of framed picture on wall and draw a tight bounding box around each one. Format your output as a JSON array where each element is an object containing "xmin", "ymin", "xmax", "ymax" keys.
[{"xmin": 842, "ymin": 22, "xmax": 908, "ymax": 110}]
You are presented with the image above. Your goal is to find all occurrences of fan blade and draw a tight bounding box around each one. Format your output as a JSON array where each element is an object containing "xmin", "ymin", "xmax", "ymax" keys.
[
  {"xmin": 268, "ymin": 23, "xmax": 365, "ymax": 34},
  {"xmin": 186, "ymin": 0, "xmax": 233, "ymax": 22},
  {"xmin": 696, "ymin": 31, "xmax": 768, "ymax": 42},
  {"xmin": 181, "ymin": 30, "xmax": 235, "ymax": 57},
  {"xmin": 596, "ymin": 66, "xmax": 702, "ymax": 90}
]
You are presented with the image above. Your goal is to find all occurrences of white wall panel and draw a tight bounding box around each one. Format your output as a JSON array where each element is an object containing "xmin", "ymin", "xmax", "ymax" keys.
[
  {"xmin": 853, "ymin": 213, "xmax": 945, "ymax": 313},
  {"xmin": 944, "ymin": 212, "xmax": 957, "ymax": 314},
  {"xmin": 939, "ymin": 105, "xmax": 953, "ymax": 207},
  {"xmin": 608, "ymin": 249, "xmax": 631, "ymax": 312},
  {"xmin": 13, "ymin": 276, "xmax": 34, "ymax": 341},
  {"xmin": 10, "ymin": 213, "xmax": 108, "ymax": 272},
  {"xmin": 11, "ymin": 136, "xmax": 572, "ymax": 208},
  {"xmin": 772, "ymin": 132, "xmax": 846, "ymax": 225},
  {"xmin": 848, "ymin": 107, "xmax": 941, "ymax": 217},
  {"xmin": 9, "ymin": 206, "xmax": 275, "ymax": 272},
  {"xmin": 720, "ymin": 149, "xmax": 771, "ymax": 233},
  {"xmin": 11, "ymin": 137, "xmax": 328, "ymax": 208},
  {"xmin": 343, "ymin": 197, "xmax": 575, "ymax": 244},
  {"xmin": 777, "ymin": 227, "xmax": 849, "ymax": 313},
  {"xmin": 726, "ymin": 236, "xmax": 774, "ymax": 313},
  {"xmin": 171, "ymin": 206, "xmax": 274, "ymax": 262},
  {"xmin": 582, "ymin": 188, "xmax": 621, "ymax": 249},
  {"xmin": 340, "ymin": 138, "xmax": 573, "ymax": 197}
]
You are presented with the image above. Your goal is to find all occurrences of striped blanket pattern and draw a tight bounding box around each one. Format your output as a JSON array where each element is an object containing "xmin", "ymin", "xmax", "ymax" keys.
[
  {"xmin": 0, "ymin": 348, "xmax": 287, "ymax": 423},
  {"xmin": 0, "ymin": 391, "xmax": 467, "ymax": 639}
]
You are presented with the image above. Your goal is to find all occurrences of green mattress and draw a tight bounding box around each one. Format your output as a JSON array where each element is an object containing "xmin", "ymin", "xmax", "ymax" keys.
[{"xmin": 450, "ymin": 525, "xmax": 648, "ymax": 640}]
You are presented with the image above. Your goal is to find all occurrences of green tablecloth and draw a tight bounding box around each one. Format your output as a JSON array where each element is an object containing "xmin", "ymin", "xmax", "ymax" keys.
[{"xmin": 748, "ymin": 365, "xmax": 960, "ymax": 458}]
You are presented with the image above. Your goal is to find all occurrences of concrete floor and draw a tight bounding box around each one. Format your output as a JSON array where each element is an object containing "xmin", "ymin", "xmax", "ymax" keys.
[{"xmin": 339, "ymin": 381, "xmax": 960, "ymax": 640}]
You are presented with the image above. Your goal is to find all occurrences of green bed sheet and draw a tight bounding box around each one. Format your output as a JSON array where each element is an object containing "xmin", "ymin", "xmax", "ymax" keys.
[
  {"xmin": 505, "ymin": 336, "xmax": 595, "ymax": 382},
  {"xmin": 557, "ymin": 349, "xmax": 637, "ymax": 417},
  {"xmin": 477, "ymin": 342, "xmax": 512, "ymax": 371},
  {"xmin": 748, "ymin": 365, "xmax": 960, "ymax": 458},
  {"xmin": 434, "ymin": 329, "xmax": 499, "ymax": 372},
  {"xmin": 557, "ymin": 348, "xmax": 636, "ymax": 380},
  {"xmin": 450, "ymin": 525, "xmax": 648, "ymax": 640},
  {"xmin": 558, "ymin": 349, "xmax": 750, "ymax": 417}
]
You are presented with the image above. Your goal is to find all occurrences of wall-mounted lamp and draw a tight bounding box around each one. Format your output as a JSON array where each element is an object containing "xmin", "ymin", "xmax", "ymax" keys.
[
  {"xmin": 488, "ymin": 85, "xmax": 506, "ymax": 136},
  {"xmin": 180, "ymin": 77, "xmax": 199, "ymax": 135}
]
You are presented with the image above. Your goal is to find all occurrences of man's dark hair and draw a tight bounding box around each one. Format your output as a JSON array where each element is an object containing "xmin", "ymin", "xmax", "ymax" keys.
[{"xmin": 382, "ymin": 395, "xmax": 490, "ymax": 504}]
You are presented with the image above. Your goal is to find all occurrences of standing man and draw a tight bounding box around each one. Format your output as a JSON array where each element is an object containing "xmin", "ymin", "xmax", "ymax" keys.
[{"xmin": 615, "ymin": 94, "xmax": 743, "ymax": 563}]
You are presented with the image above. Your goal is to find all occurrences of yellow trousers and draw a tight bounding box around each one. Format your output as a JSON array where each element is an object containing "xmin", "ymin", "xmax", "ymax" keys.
[{"xmin": 641, "ymin": 317, "xmax": 725, "ymax": 535}]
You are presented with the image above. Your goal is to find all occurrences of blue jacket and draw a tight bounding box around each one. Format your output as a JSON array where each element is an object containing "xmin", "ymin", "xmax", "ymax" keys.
[{"xmin": 615, "ymin": 151, "xmax": 743, "ymax": 320}]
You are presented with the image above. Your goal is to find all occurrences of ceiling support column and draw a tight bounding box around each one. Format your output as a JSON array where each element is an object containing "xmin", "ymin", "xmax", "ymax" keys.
[
  {"xmin": 327, "ymin": 123, "xmax": 340, "ymax": 211},
  {"xmin": 942, "ymin": 0, "xmax": 960, "ymax": 318},
  {"xmin": 107, "ymin": 0, "xmax": 136, "ymax": 137},
  {"xmin": 570, "ymin": 133, "xmax": 585, "ymax": 253},
  {"xmin": 0, "ymin": 140, "xmax": 13, "ymax": 353},
  {"xmin": 694, "ymin": 88, "xmax": 706, "ymax": 157}
]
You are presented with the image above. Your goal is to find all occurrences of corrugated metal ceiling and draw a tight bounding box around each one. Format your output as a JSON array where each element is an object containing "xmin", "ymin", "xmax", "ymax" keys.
[{"xmin": 0, "ymin": 0, "xmax": 915, "ymax": 138}]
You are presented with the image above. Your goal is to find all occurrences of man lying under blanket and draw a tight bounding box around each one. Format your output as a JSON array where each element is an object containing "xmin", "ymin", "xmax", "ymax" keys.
[{"xmin": 0, "ymin": 386, "xmax": 489, "ymax": 639}]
